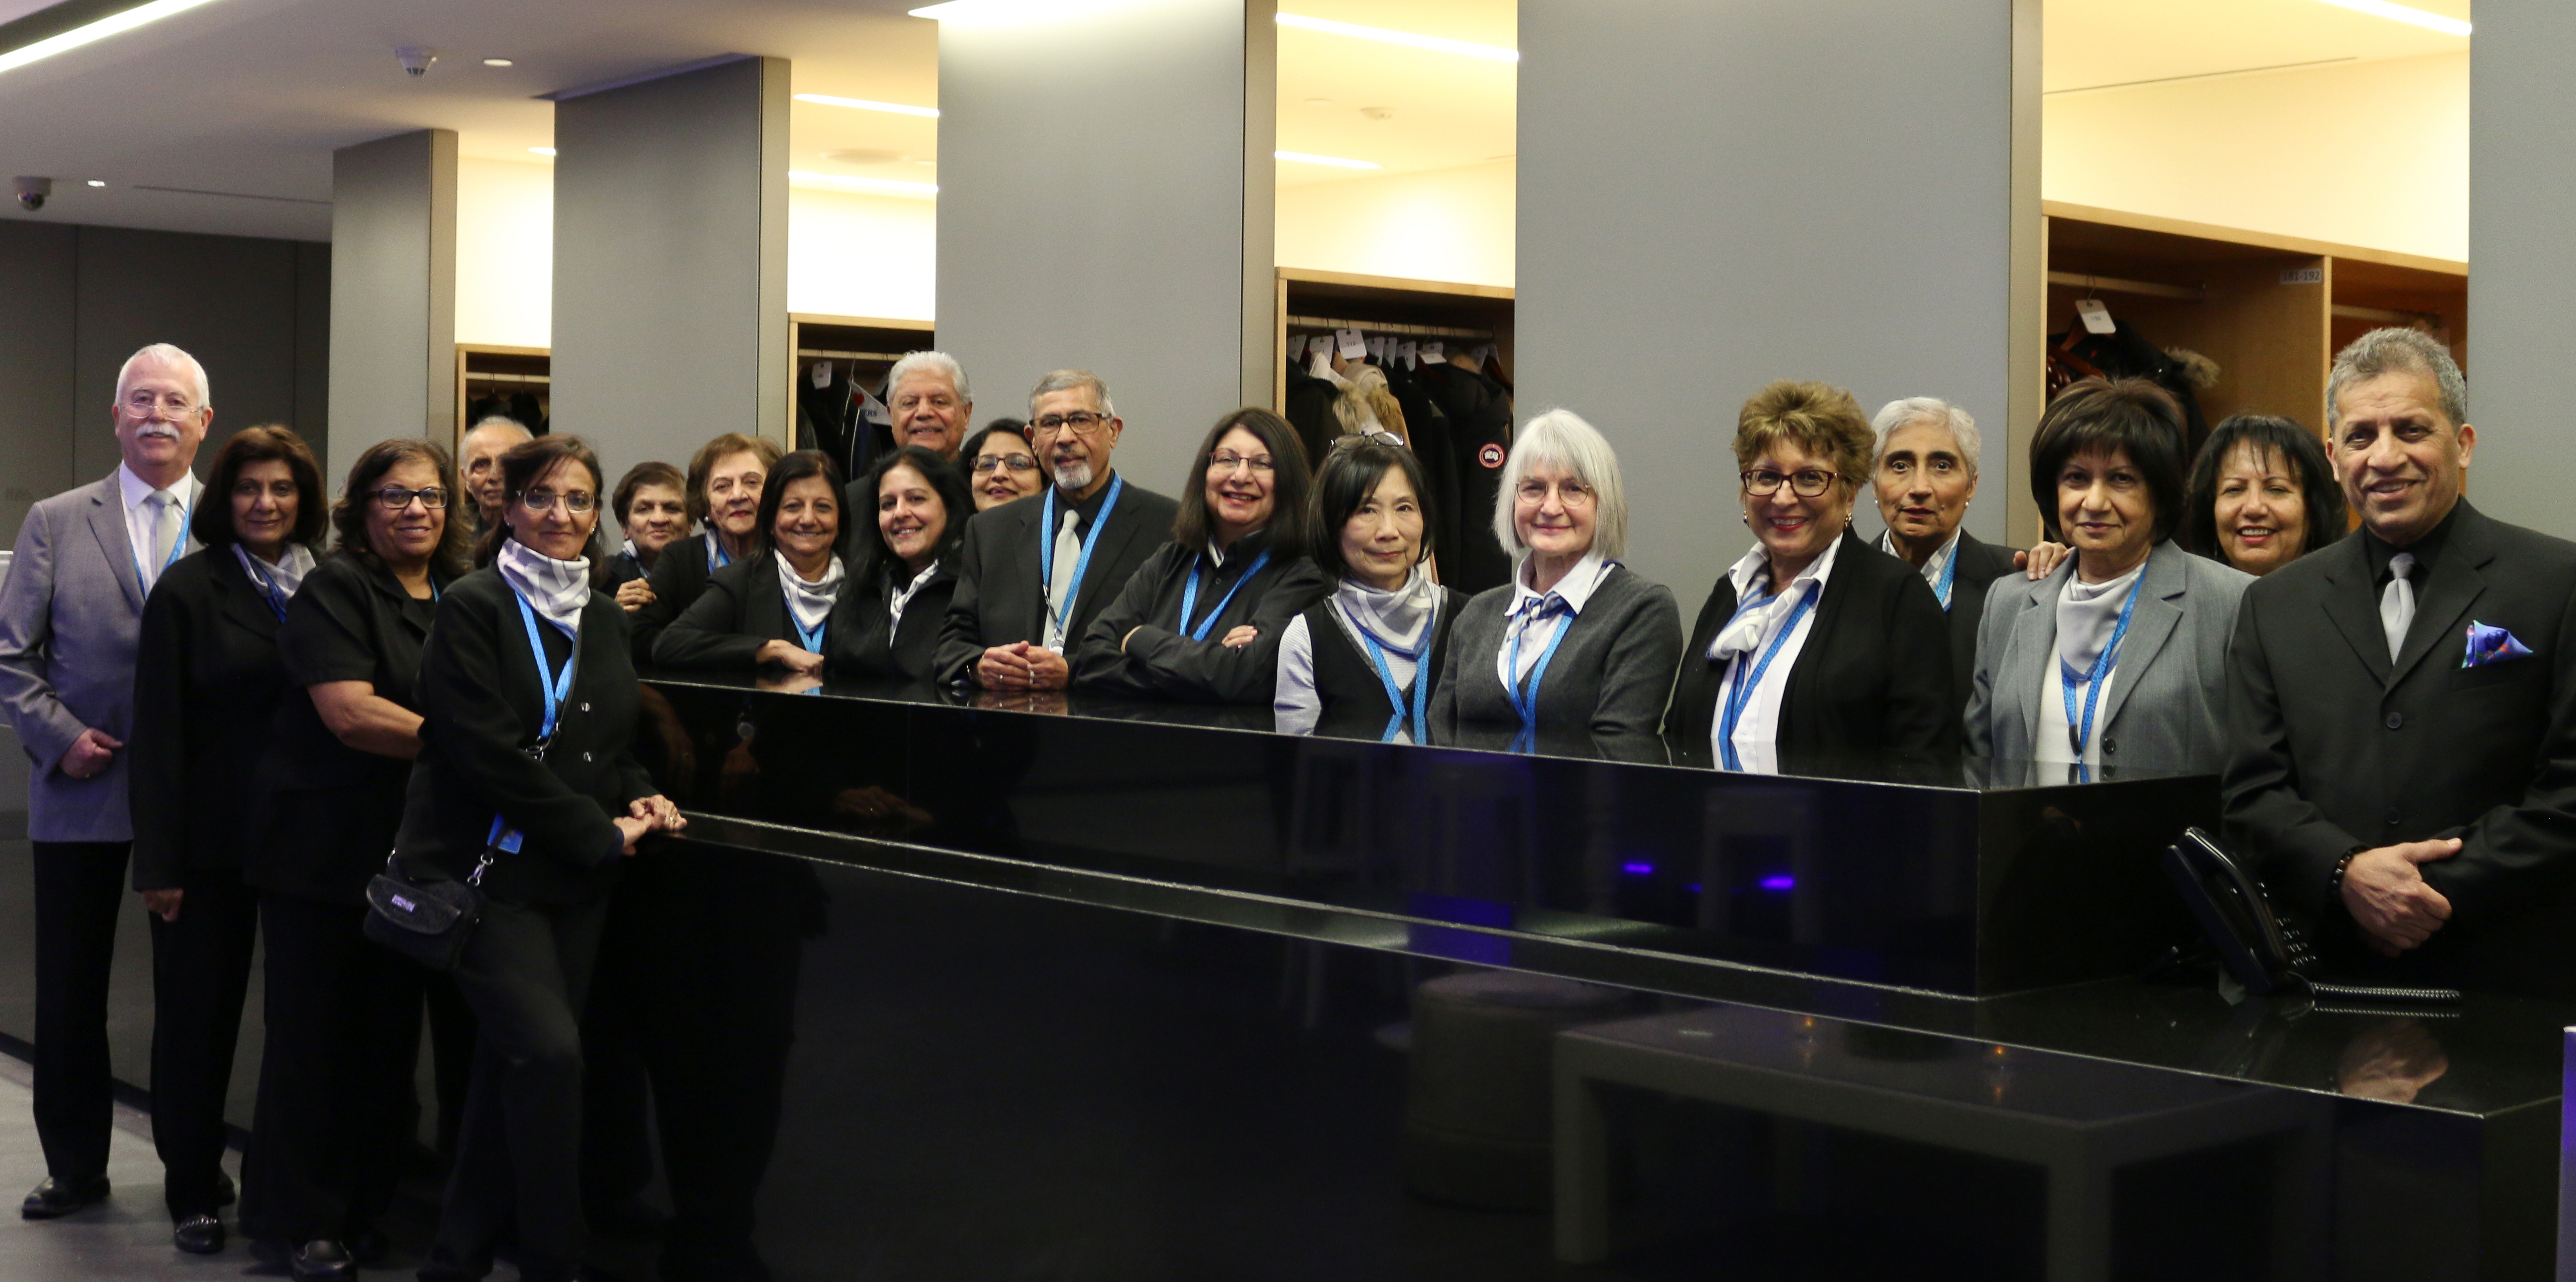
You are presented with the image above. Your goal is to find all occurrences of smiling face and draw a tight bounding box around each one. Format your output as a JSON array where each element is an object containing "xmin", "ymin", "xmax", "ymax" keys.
[
  {"xmin": 1031, "ymin": 387, "xmax": 1121, "ymax": 495},
  {"xmin": 1512, "ymin": 460, "xmax": 1597, "ymax": 563},
  {"xmin": 1339, "ymin": 465, "xmax": 1424, "ymax": 592},
  {"xmin": 365, "ymin": 456, "xmax": 448, "ymax": 568},
  {"xmin": 2211, "ymin": 441, "xmax": 2309, "ymax": 576},
  {"xmin": 1742, "ymin": 438, "xmax": 1850, "ymax": 575},
  {"xmin": 1872, "ymin": 419, "xmax": 1975, "ymax": 551},
  {"xmin": 112, "ymin": 353, "xmax": 210, "ymax": 479},
  {"xmin": 2332, "ymin": 368, "xmax": 2472, "ymax": 548},
  {"xmin": 970, "ymin": 431, "xmax": 1042, "ymax": 511},
  {"xmin": 890, "ymin": 368, "xmax": 971, "ymax": 459},
  {"xmin": 1202, "ymin": 425, "xmax": 1277, "ymax": 546},
  {"xmin": 877, "ymin": 463, "xmax": 950, "ymax": 574},
  {"xmin": 622, "ymin": 482, "xmax": 690, "ymax": 560},
  {"xmin": 772, "ymin": 474, "xmax": 842, "ymax": 574},
  {"xmin": 505, "ymin": 457, "xmax": 600, "ymax": 561},
  {"xmin": 229, "ymin": 458, "xmax": 299, "ymax": 557},
  {"xmin": 2056, "ymin": 444, "xmax": 2156, "ymax": 575},
  {"xmin": 705, "ymin": 450, "xmax": 770, "ymax": 542}
]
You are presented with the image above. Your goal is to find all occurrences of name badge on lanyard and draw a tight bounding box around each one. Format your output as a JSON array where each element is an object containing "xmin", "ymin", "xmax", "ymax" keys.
[{"xmin": 487, "ymin": 590, "xmax": 579, "ymax": 861}]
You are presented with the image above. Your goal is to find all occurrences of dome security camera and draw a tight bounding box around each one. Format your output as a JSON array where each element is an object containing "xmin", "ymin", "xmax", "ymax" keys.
[
  {"xmin": 13, "ymin": 176, "xmax": 51, "ymax": 212},
  {"xmin": 397, "ymin": 46, "xmax": 436, "ymax": 77}
]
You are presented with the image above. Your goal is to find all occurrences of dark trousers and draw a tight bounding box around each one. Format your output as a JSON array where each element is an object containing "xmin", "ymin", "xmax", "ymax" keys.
[
  {"xmin": 29, "ymin": 840, "xmax": 130, "ymax": 1182},
  {"xmin": 425, "ymin": 896, "xmax": 609, "ymax": 1282},
  {"xmin": 237, "ymin": 895, "xmax": 424, "ymax": 1244},
  {"xmin": 145, "ymin": 868, "xmax": 258, "ymax": 1218}
]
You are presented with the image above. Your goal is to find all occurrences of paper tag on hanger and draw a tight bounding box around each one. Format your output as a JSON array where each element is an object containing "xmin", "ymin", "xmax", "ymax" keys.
[
  {"xmin": 1336, "ymin": 328, "xmax": 1366, "ymax": 360},
  {"xmin": 1471, "ymin": 343, "xmax": 1496, "ymax": 364},
  {"xmin": 810, "ymin": 360, "xmax": 832, "ymax": 390},
  {"xmin": 1422, "ymin": 341, "xmax": 1445, "ymax": 364},
  {"xmin": 1398, "ymin": 340, "xmax": 1418, "ymax": 370},
  {"xmin": 2075, "ymin": 297, "xmax": 2115, "ymax": 335},
  {"xmin": 1365, "ymin": 335, "xmax": 1387, "ymax": 362}
]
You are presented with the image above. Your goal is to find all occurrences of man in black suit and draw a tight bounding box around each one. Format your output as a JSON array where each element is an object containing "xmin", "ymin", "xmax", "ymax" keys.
[
  {"xmin": 2224, "ymin": 327, "xmax": 2576, "ymax": 998},
  {"xmin": 933, "ymin": 369, "xmax": 1179, "ymax": 689},
  {"xmin": 1869, "ymin": 397, "xmax": 2020, "ymax": 716}
]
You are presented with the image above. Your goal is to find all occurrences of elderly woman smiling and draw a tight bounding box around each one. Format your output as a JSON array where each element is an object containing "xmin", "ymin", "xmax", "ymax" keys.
[
  {"xmin": 1966, "ymin": 378, "xmax": 2253, "ymax": 777},
  {"xmin": 1428, "ymin": 409, "xmax": 1681, "ymax": 754},
  {"xmin": 1667, "ymin": 381, "xmax": 1956, "ymax": 772}
]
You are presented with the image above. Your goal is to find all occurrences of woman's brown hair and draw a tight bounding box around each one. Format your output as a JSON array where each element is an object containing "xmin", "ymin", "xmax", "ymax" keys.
[
  {"xmin": 682, "ymin": 433, "xmax": 784, "ymax": 524},
  {"xmin": 330, "ymin": 438, "xmax": 472, "ymax": 582},
  {"xmin": 189, "ymin": 424, "xmax": 327, "ymax": 551}
]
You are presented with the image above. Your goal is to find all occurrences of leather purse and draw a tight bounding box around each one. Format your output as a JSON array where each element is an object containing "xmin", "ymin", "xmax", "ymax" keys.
[{"xmin": 362, "ymin": 850, "xmax": 492, "ymax": 973}]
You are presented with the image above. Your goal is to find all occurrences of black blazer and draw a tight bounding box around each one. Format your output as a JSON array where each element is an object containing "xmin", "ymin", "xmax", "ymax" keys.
[
  {"xmin": 629, "ymin": 534, "xmax": 729, "ymax": 668},
  {"xmin": 252, "ymin": 553, "xmax": 444, "ymax": 904},
  {"xmin": 1666, "ymin": 528, "xmax": 1957, "ymax": 766},
  {"xmin": 834, "ymin": 560, "xmax": 958, "ymax": 682},
  {"xmin": 129, "ymin": 547, "xmax": 297, "ymax": 887},
  {"xmin": 653, "ymin": 550, "xmax": 865, "ymax": 671},
  {"xmin": 1943, "ymin": 530, "xmax": 2022, "ymax": 717},
  {"xmin": 2223, "ymin": 501, "xmax": 2576, "ymax": 998},
  {"xmin": 1073, "ymin": 529, "xmax": 1334, "ymax": 703},
  {"xmin": 932, "ymin": 474, "xmax": 1181, "ymax": 686},
  {"xmin": 397, "ymin": 567, "xmax": 656, "ymax": 906}
]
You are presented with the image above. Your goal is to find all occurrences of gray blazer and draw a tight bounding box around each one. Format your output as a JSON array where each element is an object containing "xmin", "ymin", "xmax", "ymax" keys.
[
  {"xmin": 1965, "ymin": 540, "xmax": 2252, "ymax": 775},
  {"xmin": 1429, "ymin": 563, "xmax": 1683, "ymax": 758},
  {"xmin": 0, "ymin": 473, "xmax": 195, "ymax": 842}
]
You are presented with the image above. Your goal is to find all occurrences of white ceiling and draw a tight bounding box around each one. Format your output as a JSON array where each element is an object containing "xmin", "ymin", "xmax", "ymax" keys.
[{"xmin": 0, "ymin": 0, "xmax": 2473, "ymax": 241}]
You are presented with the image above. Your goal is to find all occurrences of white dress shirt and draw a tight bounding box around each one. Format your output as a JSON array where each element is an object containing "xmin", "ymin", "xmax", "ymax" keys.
[
  {"xmin": 887, "ymin": 560, "xmax": 940, "ymax": 633},
  {"xmin": 117, "ymin": 462, "xmax": 201, "ymax": 594},
  {"xmin": 1878, "ymin": 528, "xmax": 1961, "ymax": 608},
  {"xmin": 1710, "ymin": 536, "xmax": 1843, "ymax": 774},
  {"xmin": 1497, "ymin": 550, "xmax": 1613, "ymax": 690}
]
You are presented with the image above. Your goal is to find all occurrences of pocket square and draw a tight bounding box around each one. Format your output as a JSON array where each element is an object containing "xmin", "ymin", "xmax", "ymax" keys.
[{"xmin": 2463, "ymin": 620, "xmax": 2535, "ymax": 668}]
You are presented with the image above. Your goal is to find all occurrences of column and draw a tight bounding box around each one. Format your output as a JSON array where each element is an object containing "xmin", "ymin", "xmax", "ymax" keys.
[
  {"xmin": 328, "ymin": 128, "xmax": 456, "ymax": 471},
  {"xmin": 2467, "ymin": 7, "xmax": 2576, "ymax": 538}
]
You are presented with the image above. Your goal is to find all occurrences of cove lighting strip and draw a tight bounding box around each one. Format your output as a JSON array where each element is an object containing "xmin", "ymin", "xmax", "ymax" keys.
[
  {"xmin": 796, "ymin": 93, "xmax": 940, "ymax": 118},
  {"xmin": 2314, "ymin": 0, "xmax": 2469, "ymax": 36},
  {"xmin": 1275, "ymin": 13, "xmax": 1517, "ymax": 63},
  {"xmin": 0, "ymin": 0, "xmax": 227, "ymax": 76},
  {"xmin": 788, "ymin": 170, "xmax": 940, "ymax": 197},
  {"xmin": 1275, "ymin": 150, "xmax": 1378, "ymax": 170}
]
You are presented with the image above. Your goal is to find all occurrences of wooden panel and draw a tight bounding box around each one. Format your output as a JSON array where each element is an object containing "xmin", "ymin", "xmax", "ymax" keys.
[
  {"xmin": 1273, "ymin": 266, "xmax": 1514, "ymax": 301},
  {"xmin": 2043, "ymin": 201, "xmax": 2466, "ymax": 277}
]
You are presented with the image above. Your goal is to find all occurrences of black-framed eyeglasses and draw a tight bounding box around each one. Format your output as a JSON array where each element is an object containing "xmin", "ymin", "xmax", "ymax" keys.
[
  {"xmin": 1207, "ymin": 452, "xmax": 1275, "ymax": 475},
  {"xmin": 1742, "ymin": 468, "xmax": 1841, "ymax": 498},
  {"xmin": 971, "ymin": 455, "xmax": 1038, "ymax": 475},
  {"xmin": 373, "ymin": 486, "xmax": 449, "ymax": 510},
  {"xmin": 520, "ymin": 489, "xmax": 597, "ymax": 514},
  {"xmin": 1033, "ymin": 411, "xmax": 1109, "ymax": 435}
]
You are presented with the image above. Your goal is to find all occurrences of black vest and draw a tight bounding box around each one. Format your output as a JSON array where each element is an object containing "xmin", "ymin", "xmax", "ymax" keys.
[{"xmin": 1301, "ymin": 589, "xmax": 1463, "ymax": 741}]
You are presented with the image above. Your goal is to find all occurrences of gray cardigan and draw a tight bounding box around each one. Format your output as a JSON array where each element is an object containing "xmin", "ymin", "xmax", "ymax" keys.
[
  {"xmin": 1965, "ymin": 540, "xmax": 2252, "ymax": 774},
  {"xmin": 1429, "ymin": 562, "xmax": 1683, "ymax": 752}
]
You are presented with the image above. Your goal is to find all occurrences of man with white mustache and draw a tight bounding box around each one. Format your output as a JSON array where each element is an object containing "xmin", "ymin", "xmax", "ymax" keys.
[
  {"xmin": 0, "ymin": 343, "xmax": 212, "ymax": 1219},
  {"xmin": 934, "ymin": 369, "xmax": 1179, "ymax": 691}
]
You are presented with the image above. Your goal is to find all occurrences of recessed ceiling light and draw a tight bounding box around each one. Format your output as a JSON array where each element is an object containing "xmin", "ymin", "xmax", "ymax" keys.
[
  {"xmin": 0, "ymin": 0, "xmax": 229, "ymax": 77},
  {"xmin": 787, "ymin": 170, "xmax": 939, "ymax": 198},
  {"xmin": 529, "ymin": 147, "xmax": 557, "ymax": 156},
  {"xmin": 482, "ymin": 57, "xmax": 513, "ymax": 67},
  {"xmin": 795, "ymin": 93, "xmax": 939, "ymax": 118},
  {"xmin": 86, "ymin": 180, "xmax": 105, "ymax": 187},
  {"xmin": 1275, "ymin": 150, "xmax": 1380, "ymax": 170},
  {"xmin": 1275, "ymin": 13, "xmax": 1517, "ymax": 63},
  {"xmin": 2311, "ymin": 0, "xmax": 2469, "ymax": 35}
]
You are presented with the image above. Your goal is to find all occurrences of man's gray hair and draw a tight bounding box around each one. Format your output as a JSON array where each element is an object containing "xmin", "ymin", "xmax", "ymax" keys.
[
  {"xmin": 114, "ymin": 342, "xmax": 210, "ymax": 409},
  {"xmin": 467, "ymin": 415, "xmax": 533, "ymax": 443},
  {"xmin": 1870, "ymin": 397, "xmax": 1981, "ymax": 478},
  {"xmin": 1492, "ymin": 408, "xmax": 1628, "ymax": 560},
  {"xmin": 887, "ymin": 350, "xmax": 971, "ymax": 405},
  {"xmin": 2327, "ymin": 327, "xmax": 2467, "ymax": 430},
  {"xmin": 1027, "ymin": 368, "xmax": 1116, "ymax": 419}
]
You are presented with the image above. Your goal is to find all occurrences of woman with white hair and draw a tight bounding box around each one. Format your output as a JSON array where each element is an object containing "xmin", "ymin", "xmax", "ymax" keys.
[
  {"xmin": 1427, "ymin": 409, "xmax": 1681, "ymax": 756},
  {"xmin": 1869, "ymin": 396, "xmax": 2023, "ymax": 718}
]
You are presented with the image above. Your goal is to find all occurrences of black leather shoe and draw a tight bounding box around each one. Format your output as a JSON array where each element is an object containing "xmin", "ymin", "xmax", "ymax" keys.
[
  {"xmin": 289, "ymin": 1239, "xmax": 355, "ymax": 1280},
  {"xmin": 20, "ymin": 1174, "xmax": 109, "ymax": 1219},
  {"xmin": 173, "ymin": 1214, "xmax": 225, "ymax": 1254},
  {"xmin": 344, "ymin": 1222, "xmax": 389, "ymax": 1264}
]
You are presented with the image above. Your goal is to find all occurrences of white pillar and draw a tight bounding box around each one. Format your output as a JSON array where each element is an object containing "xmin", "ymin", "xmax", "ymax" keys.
[{"xmin": 328, "ymin": 128, "xmax": 456, "ymax": 471}]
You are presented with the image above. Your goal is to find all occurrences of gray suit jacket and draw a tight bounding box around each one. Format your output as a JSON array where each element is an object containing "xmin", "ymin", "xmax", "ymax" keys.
[
  {"xmin": 1965, "ymin": 540, "xmax": 2251, "ymax": 775},
  {"xmin": 0, "ymin": 473, "xmax": 196, "ymax": 841}
]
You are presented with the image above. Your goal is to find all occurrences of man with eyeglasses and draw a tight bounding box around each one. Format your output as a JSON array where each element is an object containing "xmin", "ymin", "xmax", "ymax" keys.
[
  {"xmin": 0, "ymin": 343, "xmax": 213, "ymax": 1219},
  {"xmin": 934, "ymin": 369, "xmax": 1179, "ymax": 691}
]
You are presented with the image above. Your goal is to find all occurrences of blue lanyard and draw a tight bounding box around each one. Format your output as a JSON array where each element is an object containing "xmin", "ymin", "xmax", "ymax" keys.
[
  {"xmin": 1179, "ymin": 548, "xmax": 1273, "ymax": 642},
  {"xmin": 1358, "ymin": 596, "xmax": 1438, "ymax": 744},
  {"xmin": 2058, "ymin": 568, "xmax": 2146, "ymax": 779},
  {"xmin": 1040, "ymin": 474, "xmax": 1125, "ymax": 639},
  {"xmin": 708, "ymin": 532, "xmax": 733, "ymax": 570},
  {"xmin": 794, "ymin": 614, "xmax": 826, "ymax": 654},
  {"xmin": 239, "ymin": 551, "xmax": 289, "ymax": 620},
  {"xmin": 1716, "ymin": 584, "xmax": 1819, "ymax": 771},
  {"xmin": 489, "ymin": 590, "xmax": 578, "ymax": 855},
  {"xmin": 1933, "ymin": 542, "xmax": 1959, "ymax": 611},
  {"xmin": 132, "ymin": 495, "xmax": 191, "ymax": 591},
  {"xmin": 1504, "ymin": 604, "xmax": 1575, "ymax": 728}
]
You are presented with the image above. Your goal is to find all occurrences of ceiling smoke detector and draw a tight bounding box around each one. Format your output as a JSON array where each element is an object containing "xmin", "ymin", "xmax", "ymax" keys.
[{"xmin": 396, "ymin": 47, "xmax": 437, "ymax": 77}]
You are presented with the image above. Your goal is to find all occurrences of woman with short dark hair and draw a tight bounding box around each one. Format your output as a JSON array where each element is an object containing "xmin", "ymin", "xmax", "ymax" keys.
[
  {"xmin": 654, "ymin": 450, "xmax": 858, "ymax": 676},
  {"xmin": 1074, "ymin": 408, "xmax": 1333, "ymax": 702},
  {"xmin": 1967, "ymin": 378, "xmax": 2253, "ymax": 776},
  {"xmin": 605, "ymin": 460, "xmax": 691, "ymax": 612},
  {"xmin": 128, "ymin": 425, "xmax": 324, "ymax": 1255},
  {"xmin": 838, "ymin": 446, "xmax": 972, "ymax": 681},
  {"xmin": 2182, "ymin": 413, "xmax": 2348, "ymax": 576},
  {"xmin": 628, "ymin": 433, "xmax": 784, "ymax": 664},
  {"xmin": 401, "ymin": 435, "xmax": 683, "ymax": 1282},
  {"xmin": 960, "ymin": 420, "xmax": 1042, "ymax": 513},
  {"xmin": 1274, "ymin": 438, "xmax": 1467, "ymax": 741}
]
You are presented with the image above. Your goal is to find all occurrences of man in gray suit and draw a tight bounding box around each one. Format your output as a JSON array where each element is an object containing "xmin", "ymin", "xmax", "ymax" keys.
[{"xmin": 0, "ymin": 343, "xmax": 211, "ymax": 1218}]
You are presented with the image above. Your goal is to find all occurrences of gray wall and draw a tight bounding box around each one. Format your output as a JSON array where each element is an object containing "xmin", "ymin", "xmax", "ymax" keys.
[
  {"xmin": 551, "ymin": 56, "xmax": 790, "ymax": 487},
  {"xmin": 2467, "ymin": 6, "xmax": 2573, "ymax": 538},
  {"xmin": 934, "ymin": 0, "xmax": 1275, "ymax": 499},
  {"xmin": 1516, "ymin": 0, "xmax": 2040, "ymax": 600},
  {"xmin": 328, "ymin": 129, "xmax": 456, "ymax": 473}
]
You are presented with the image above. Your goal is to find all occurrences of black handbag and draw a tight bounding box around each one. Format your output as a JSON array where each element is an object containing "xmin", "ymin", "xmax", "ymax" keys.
[{"xmin": 363, "ymin": 849, "xmax": 493, "ymax": 972}]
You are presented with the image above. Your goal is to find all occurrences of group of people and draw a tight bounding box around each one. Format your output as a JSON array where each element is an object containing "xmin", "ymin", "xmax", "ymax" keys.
[{"xmin": 0, "ymin": 318, "xmax": 2566, "ymax": 1282}]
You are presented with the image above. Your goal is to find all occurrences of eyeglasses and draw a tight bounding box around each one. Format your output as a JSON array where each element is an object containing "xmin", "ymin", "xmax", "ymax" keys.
[
  {"xmin": 373, "ymin": 486, "xmax": 449, "ymax": 510},
  {"xmin": 971, "ymin": 455, "xmax": 1038, "ymax": 475},
  {"xmin": 1742, "ymin": 468, "xmax": 1841, "ymax": 498},
  {"xmin": 1207, "ymin": 452, "xmax": 1275, "ymax": 475},
  {"xmin": 123, "ymin": 392, "xmax": 198, "ymax": 417},
  {"xmin": 519, "ymin": 489, "xmax": 597, "ymax": 514},
  {"xmin": 1033, "ymin": 411, "xmax": 1110, "ymax": 436},
  {"xmin": 1515, "ymin": 479, "xmax": 1595, "ymax": 506}
]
